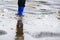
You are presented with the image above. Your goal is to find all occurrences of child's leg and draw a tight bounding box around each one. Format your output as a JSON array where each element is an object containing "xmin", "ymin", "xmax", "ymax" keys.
[
  {"xmin": 18, "ymin": 0, "xmax": 25, "ymax": 7},
  {"xmin": 17, "ymin": 6, "xmax": 24, "ymax": 16},
  {"xmin": 17, "ymin": 0, "xmax": 26, "ymax": 16}
]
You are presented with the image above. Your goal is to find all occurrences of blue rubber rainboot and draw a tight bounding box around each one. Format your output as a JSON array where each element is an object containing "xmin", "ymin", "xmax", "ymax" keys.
[{"xmin": 17, "ymin": 6, "xmax": 24, "ymax": 16}]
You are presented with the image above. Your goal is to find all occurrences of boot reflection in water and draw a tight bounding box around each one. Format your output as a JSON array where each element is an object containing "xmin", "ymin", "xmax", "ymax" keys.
[{"xmin": 15, "ymin": 0, "xmax": 26, "ymax": 40}]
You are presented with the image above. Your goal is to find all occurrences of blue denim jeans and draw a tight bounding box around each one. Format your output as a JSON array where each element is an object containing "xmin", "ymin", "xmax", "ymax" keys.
[{"xmin": 17, "ymin": 6, "xmax": 24, "ymax": 16}]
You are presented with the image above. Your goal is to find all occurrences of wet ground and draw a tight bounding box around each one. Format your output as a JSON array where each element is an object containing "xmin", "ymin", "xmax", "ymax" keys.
[{"xmin": 0, "ymin": 0, "xmax": 60, "ymax": 40}]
